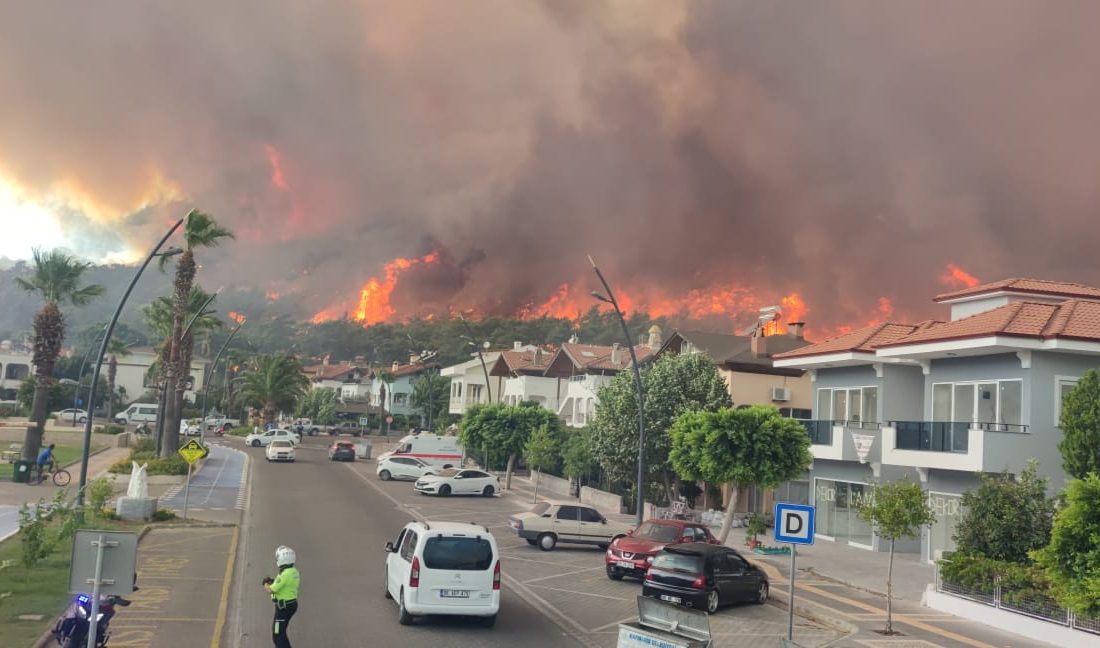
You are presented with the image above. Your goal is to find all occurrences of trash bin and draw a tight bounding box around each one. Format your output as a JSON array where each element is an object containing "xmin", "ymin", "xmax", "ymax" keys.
[
  {"xmin": 617, "ymin": 596, "xmax": 711, "ymax": 648},
  {"xmin": 12, "ymin": 459, "xmax": 34, "ymax": 483},
  {"xmin": 357, "ymin": 441, "xmax": 372, "ymax": 460}
]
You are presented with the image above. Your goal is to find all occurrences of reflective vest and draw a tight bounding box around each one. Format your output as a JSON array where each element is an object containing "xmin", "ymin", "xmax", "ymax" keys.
[{"xmin": 270, "ymin": 566, "xmax": 300, "ymax": 601}]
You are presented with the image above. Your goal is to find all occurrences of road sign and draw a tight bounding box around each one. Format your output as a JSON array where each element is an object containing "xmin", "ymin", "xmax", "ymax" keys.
[
  {"xmin": 178, "ymin": 439, "xmax": 207, "ymax": 465},
  {"xmin": 359, "ymin": 416, "xmax": 370, "ymax": 426},
  {"xmin": 774, "ymin": 503, "xmax": 815, "ymax": 545},
  {"xmin": 386, "ymin": 415, "xmax": 394, "ymax": 424},
  {"xmin": 70, "ymin": 530, "xmax": 138, "ymax": 596}
]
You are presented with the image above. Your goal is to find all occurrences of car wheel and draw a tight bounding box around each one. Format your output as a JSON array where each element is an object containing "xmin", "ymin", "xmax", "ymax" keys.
[
  {"xmin": 480, "ymin": 614, "xmax": 497, "ymax": 628},
  {"xmin": 482, "ymin": 485, "xmax": 494, "ymax": 497},
  {"xmin": 442, "ymin": 464, "xmax": 453, "ymax": 469},
  {"xmin": 525, "ymin": 538, "xmax": 537, "ymax": 546},
  {"xmin": 397, "ymin": 588, "xmax": 414, "ymax": 625},
  {"xmin": 79, "ymin": 417, "xmax": 87, "ymax": 423},
  {"xmin": 755, "ymin": 581, "xmax": 769, "ymax": 604},
  {"xmin": 705, "ymin": 589, "xmax": 720, "ymax": 614},
  {"xmin": 251, "ymin": 439, "xmax": 260, "ymax": 447},
  {"xmin": 537, "ymin": 533, "xmax": 557, "ymax": 551},
  {"xmin": 438, "ymin": 484, "xmax": 451, "ymax": 497},
  {"xmin": 379, "ymin": 470, "xmax": 392, "ymax": 481},
  {"xmin": 606, "ymin": 565, "xmax": 624, "ymax": 581},
  {"xmin": 384, "ymin": 569, "xmax": 392, "ymax": 600}
]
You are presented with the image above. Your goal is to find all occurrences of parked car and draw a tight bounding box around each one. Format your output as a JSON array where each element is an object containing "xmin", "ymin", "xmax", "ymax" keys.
[
  {"xmin": 377, "ymin": 456, "xmax": 436, "ymax": 481},
  {"xmin": 507, "ymin": 501, "xmax": 632, "ymax": 551},
  {"xmin": 384, "ymin": 521, "xmax": 501, "ymax": 627},
  {"xmin": 245, "ymin": 428, "xmax": 300, "ymax": 447},
  {"xmin": 114, "ymin": 403, "xmax": 158, "ymax": 425},
  {"xmin": 414, "ymin": 469, "xmax": 498, "ymax": 497},
  {"xmin": 180, "ymin": 418, "xmax": 203, "ymax": 436},
  {"xmin": 328, "ymin": 441, "xmax": 356, "ymax": 462},
  {"xmin": 265, "ymin": 439, "xmax": 296, "ymax": 462},
  {"xmin": 51, "ymin": 408, "xmax": 88, "ymax": 424},
  {"xmin": 641, "ymin": 544, "xmax": 769, "ymax": 614},
  {"xmin": 606, "ymin": 520, "xmax": 720, "ymax": 581}
]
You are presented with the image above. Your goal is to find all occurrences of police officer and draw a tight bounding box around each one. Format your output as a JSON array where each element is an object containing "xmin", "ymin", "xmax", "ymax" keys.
[{"xmin": 262, "ymin": 545, "xmax": 300, "ymax": 648}]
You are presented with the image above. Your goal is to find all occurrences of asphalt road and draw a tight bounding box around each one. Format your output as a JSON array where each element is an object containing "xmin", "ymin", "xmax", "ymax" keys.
[{"xmin": 232, "ymin": 437, "xmax": 579, "ymax": 648}]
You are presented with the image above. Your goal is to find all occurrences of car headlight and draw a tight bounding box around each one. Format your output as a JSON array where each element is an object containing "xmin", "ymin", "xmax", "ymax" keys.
[{"xmin": 646, "ymin": 556, "xmax": 654, "ymax": 564}]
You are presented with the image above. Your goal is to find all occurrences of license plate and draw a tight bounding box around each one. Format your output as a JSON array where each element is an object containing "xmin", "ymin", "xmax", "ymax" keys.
[
  {"xmin": 616, "ymin": 560, "xmax": 635, "ymax": 569},
  {"xmin": 440, "ymin": 589, "xmax": 470, "ymax": 598},
  {"xmin": 660, "ymin": 595, "xmax": 682, "ymax": 604}
]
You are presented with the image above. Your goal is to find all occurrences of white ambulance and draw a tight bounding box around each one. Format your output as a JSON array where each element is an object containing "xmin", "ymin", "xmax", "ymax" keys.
[{"xmin": 378, "ymin": 434, "xmax": 464, "ymax": 469}]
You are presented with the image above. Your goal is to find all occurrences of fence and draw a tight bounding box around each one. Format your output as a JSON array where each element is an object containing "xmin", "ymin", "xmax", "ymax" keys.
[{"xmin": 936, "ymin": 566, "xmax": 1100, "ymax": 636}]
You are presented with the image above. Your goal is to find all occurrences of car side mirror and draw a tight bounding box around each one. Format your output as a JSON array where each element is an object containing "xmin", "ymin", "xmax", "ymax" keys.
[
  {"xmin": 600, "ymin": 519, "xmax": 607, "ymax": 525},
  {"xmin": 541, "ymin": 513, "xmax": 552, "ymax": 518},
  {"xmin": 384, "ymin": 542, "xmax": 395, "ymax": 553}
]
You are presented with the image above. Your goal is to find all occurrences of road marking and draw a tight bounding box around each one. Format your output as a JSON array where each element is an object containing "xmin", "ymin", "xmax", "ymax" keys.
[
  {"xmin": 141, "ymin": 530, "xmax": 234, "ymax": 551},
  {"xmin": 211, "ymin": 524, "xmax": 239, "ymax": 648},
  {"xmin": 524, "ymin": 565, "xmax": 605, "ymax": 584},
  {"xmin": 528, "ymin": 583, "xmax": 626, "ymax": 601}
]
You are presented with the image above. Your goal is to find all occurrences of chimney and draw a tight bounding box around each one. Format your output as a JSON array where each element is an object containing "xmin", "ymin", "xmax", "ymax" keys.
[
  {"xmin": 513, "ymin": 341, "xmax": 522, "ymax": 351},
  {"xmin": 788, "ymin": 322, "xmax": 805, "ymax": 340},
  {"xmin": 534, "ymin": 348, "xmax": 543, "ymax": 366},
  {"xmin": 409, "ymin": 354, "xmax": 419, "ymax": 365},
  {"xmin": 322, "ymin": 354, "xmax": 331, "ymax": 367},
  {"xmin": 750, "ymin": 333, "xmax": 768, "ymax": 358},
  {"xmin": 391, "ymin": 361, "xmax": 399, "ymax": 372},
  {"xmin": 648, "ymin": 325, "xmax": 662, "ymax": 351},
  {"xmin": 611, "ymin": 342, "xmax": 622, "ymax": 366}
]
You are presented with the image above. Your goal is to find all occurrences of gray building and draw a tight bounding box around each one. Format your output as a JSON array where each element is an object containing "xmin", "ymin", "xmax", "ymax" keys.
[{"xmin": 773, "ymin": 278, "xmax": 1100, "ymax": 563}]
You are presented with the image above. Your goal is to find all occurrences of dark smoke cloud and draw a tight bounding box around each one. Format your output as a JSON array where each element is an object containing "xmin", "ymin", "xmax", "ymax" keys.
[{"xmin": 2, "ymin": 1, "xmax": 1099, "ymax": 332}]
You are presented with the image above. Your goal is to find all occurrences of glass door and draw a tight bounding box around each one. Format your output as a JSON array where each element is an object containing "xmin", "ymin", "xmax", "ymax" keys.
[
  {"xmin": 834, "ymin": 482, "xmax": 851, "ymax": 543},
  {"xmin": 848, "ymin": 484, "xmax": 874, "ymax": 547}
]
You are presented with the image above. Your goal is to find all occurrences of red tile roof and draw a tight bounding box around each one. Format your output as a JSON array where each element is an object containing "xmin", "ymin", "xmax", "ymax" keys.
[
  {"xmin": 879, "ymin": 300, "xmax": 1100, "ymax": 347},
  {"xmin": 935, "ymin": 278, "xmax": 1100, "ymax": 303},
  {"xmin": 562, "ymin": 343, "xmax": 654, "ymax": 371},
  {"xmin": 303, "ymin": 362, "xmax": 370, "ymax": 382},
  {"xmin": 772, "ymin": 322, "xmax": 935, "ymax": 359},
  {"xmin": 390, "ymin": 361, "xmax": 441, "ymax": 378},
  {"xmin": 497, "ymin": 348, "xmax": 554, "ymax": 374}
]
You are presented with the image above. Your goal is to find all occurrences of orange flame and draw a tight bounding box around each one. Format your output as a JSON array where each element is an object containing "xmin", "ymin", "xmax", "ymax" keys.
[
  {"xmin": 314, "ymin": 252, "xmax": 441, "ymax": 325},
  {"xmin": 265, "ymin": 291, "xmax": 281, "ymax": 301},
  {"xmin": 940, "ymin": 263, "xmax": 979, "ymax": 288},
  {"xmin": 264, "ymin": 145, "xmax": 289, "ymax": 191},
  {"xmin": 763, "ymin": 293, "xmax": 809, "ymax": 336},
  {"xmin": 228, "ymin": 311, "xmax": 246, "ymax": 325}
]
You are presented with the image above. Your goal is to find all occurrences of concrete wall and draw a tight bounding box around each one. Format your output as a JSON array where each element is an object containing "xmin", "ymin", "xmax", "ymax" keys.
[
  {"xmin": 881, "ymin": 364, "xmax": 924, "ymax": 421},
  {"xmin": 1028, "ymin": 351, "xmax": 1100, "ymax": 490},
  {"xmin": 501, "ymin": 375, "xmax": 560, "ymax": 412},
  {"xmin": 531, "ymin": 470, "xmax": 572, "ymax": 498},
  {"xmin": 581, "ymin": 485, "xmax": 624, "ymax": 514},
  {"xmin": 728, "ymin": 370, "xmax": 812, "ymax": 410}
]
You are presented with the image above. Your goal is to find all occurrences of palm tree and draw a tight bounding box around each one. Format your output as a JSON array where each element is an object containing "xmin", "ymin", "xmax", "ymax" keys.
[
  {"xmin": 16, "ymin": 248, "xmax": 104, "ymax": 461},
  {"xmin": 105, "ymin": 338, "xmax": 131, "ymax": 421},
  {"xmin": 161, "ymin": 211, "xmax": 234, "ymax": 456},
  {"xmin": 410, "ymin": 372, "xmax": 450, "ymax": 431},
  {"xmin": 236, "ymin": 354, "xmax": 310, "ymax": 427}
]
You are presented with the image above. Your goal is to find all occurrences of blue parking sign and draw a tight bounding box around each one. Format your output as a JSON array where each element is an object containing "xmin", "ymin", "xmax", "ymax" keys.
[{"xmin": 774, "ymin": 503, "xmax": 815, "ymax": 545}]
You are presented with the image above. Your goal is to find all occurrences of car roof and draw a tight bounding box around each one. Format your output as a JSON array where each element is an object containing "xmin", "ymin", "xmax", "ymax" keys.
[
  {"xmin": 414, "ymin": 521, "xmax": 494, "ymax": 536},
  {"xmin": 664, "ymin": 543, "xmax": 731, "ymax": 556},
  {"xmin": 539, "ymin": 499, "xmax": 590, "ymax": 507}
]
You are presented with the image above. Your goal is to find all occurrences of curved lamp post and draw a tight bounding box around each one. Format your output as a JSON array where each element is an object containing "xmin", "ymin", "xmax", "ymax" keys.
[
  {"xmin": 76, "ymin": 218, "xmax": 185, "ymax": 518},
  {"xmin": 588, "ymin": 255, "xmax": 647, "ymax": 527},
  {"xmin": 457, "ymin": 314, "xmax": 493, "ymax": 405},
  {"xmin": 200, "ymin": 318, "xmax": 244, "ymax": 442}
]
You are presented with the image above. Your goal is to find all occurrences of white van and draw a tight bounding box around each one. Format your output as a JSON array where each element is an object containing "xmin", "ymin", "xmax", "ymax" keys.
[
  {"xmin": 378, "ymin": 434, "xmax": 463, "ymax": 469},
  {"xmin": 384, "ymin": 521, "xmax": 500, "ymax": 627},
  {"xmin": 115, "ymin": 403, "xmax": 159, "ymax": 425}
]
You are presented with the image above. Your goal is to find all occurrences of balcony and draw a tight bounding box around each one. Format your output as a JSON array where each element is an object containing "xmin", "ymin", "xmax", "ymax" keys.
[
  {"xmin": 882, "ymin": 421, "xmax": 1030, "ymax": 472},
  {"xmin": 801, "ymin": 420, "xmax": 834, "ymax": 445},
  {"xmin": 800, "ymin": 420, "xmax": 882, "ymax": 463}
]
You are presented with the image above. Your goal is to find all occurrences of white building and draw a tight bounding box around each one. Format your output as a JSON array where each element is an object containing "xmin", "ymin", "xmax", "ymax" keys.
[
  {"xmin": 0, "ymin": 342, "xmax": 34, "ymax": 399},
  {"xmin": 543, "ymin": 340, "xmax": 656, "ymax": 428},
  {"xmin": 113, "ymin": 347, "xmax": 209, "ymax": 405},
  {"xmin": 490, "ymin": 344, "xmax": 560, "ymax": 412},
  {"xmin": 302, "ymin": 356, "xmax": 373, "ymax": 402},
  {"xmin": 442, "ymin": 349, "xmax": 507, "ymax": 415}
]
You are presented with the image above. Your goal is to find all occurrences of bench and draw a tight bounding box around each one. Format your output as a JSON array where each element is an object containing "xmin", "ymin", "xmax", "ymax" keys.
[{"xmin": 2, "ymin": 443, "xmax": 22, "ymax": 463}]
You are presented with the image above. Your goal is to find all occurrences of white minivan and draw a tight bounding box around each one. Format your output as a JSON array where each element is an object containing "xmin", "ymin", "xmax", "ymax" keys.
[
  {"xmin": 384, "ymin": 521, "xmax": 500, "ymax": 627},
  {"xmin": 115, "ymin": 403, "xmax": 159, "ymax": 425}
]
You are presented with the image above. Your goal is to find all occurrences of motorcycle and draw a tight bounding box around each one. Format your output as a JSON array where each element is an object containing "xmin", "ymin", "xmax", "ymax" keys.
[{"xmin": 52, "ymin": 592, "xmax": 131, "ymax": 648}]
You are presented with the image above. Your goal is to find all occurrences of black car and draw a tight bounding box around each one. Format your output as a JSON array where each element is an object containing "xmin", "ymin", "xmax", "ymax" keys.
[
  {"xmin": 642, "ymin": 544, "xmax": 769, "ymax": 614},
  {"xmin": 328, "ymin": 441, "xmax": 357, "ymax": 462}
]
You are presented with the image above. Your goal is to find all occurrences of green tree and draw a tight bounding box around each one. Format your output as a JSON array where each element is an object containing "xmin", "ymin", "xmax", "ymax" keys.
[
  {"xmin": 953, "ymin": 462, "xmax": 1054, "ymax": 563},
  {"xmin": 410, "ymin": 373, "xmax": 449, "ymax": 430},
  {"xmin": 562, "ymin": 428, "xmax": 597, "ymax": 482},
  {"xmin": 1059, "ymin": 369, "xmax": 1100, "ymax": 479},
  {"xmin": 592, "ymin": 352, "xmax": 731, "ymax": 505},
  {"xmin": 525, "ymin": 423, "xmax": 564, "ymax": 501},
  {"xmin": 15, "ymin": 248, "xmax": 104, "ymax": 461},
  {"xmin": 669, "ymin": 406, "xmax": 811, "ymax": 543},
  {"xmin": 858, "ymin": 479, "xmax": 936, "ymax": 635},
  {"xmin": 295, "ymin": 387, "xmax": 339, "ymax": 425},
  {"xmin": 460, "ymin": 402, "xmax": 559, "ymax": 489},
  {"xmin": 236, "ymin": 354, "xmax": 309, "ymax": 426},
  {"xmin": 161, "ymin": 211, "xmax": 234, "ymax": 457},
  {"xmin": 1031, "ymin": 474, "xmax": 1100, "ymax": 616}
]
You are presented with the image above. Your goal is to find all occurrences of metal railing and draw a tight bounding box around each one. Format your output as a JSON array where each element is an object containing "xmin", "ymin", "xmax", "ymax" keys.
[
  {"xmin": 891, "ymin": 421, "xmax": 970, "ymax": 452},
  {"xmin": 837, "ymin": 420, "xmax": 883, "ymax": 430},
  {"xmin": 973, "ymin": 421, "xmax": 1030, "ymax": 433},
  {"xmin": 799, "ymin": 420, "xmax": 833, "ymax": 445},
  {"xmin": 936, "ymin": 567, "xmax": 1100, "ymax": 635}
]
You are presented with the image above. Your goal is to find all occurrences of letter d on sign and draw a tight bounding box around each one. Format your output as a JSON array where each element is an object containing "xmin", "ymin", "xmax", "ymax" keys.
[{"xmin": 784, "ymin": 513, "xmax": 803, "ymax": 535}]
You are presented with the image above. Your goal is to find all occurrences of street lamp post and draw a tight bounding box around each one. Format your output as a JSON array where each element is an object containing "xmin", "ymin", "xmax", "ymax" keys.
[
  {"xmin": 588, "ymin": 255, "xmax": 647, "ymax": 527},
  {"xmin": 76, "ymin": 219, "xmax": 185, "ymax": 519},
  {"xmin": 200, "ymin": 319, "xmax": 244, "ymax": 442}
]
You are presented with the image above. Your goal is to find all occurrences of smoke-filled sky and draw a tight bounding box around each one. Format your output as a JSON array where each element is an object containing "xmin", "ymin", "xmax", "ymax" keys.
[{"xmin": 2, "ymin": 1, "xmax": 1099, "ymax": 334}]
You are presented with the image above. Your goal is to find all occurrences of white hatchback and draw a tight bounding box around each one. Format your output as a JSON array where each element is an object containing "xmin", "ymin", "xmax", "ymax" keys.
[
  {"xmin": 244, "ymin": 428, "xmax": 300, "ymax": 447},
  {"xmin": 384, "ymin": 521, "xmax": 500, "ymax": 627},
  {"xmin": 377, "ymin": 456, "xmax": 436, "ymax": 481},
  {"xmin": 265, "ymin": 439, "xmax": 296, "ymax": 462}
]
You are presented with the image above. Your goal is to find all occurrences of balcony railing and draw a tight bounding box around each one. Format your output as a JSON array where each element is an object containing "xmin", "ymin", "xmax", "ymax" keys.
[
  {"xmin": 800, "ymin": 420, "xmax": 834, "ymax": 445},
  {"xmin": 837, "ymin": 420, "xmax": 883, "ymax": 430},
  {"xmin": 891, "ymin": 421, "xmax": 970, "ymax": 452}
]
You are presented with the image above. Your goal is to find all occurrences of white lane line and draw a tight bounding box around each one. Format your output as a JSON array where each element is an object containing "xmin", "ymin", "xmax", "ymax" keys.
[{"xmin": 528, "ymin": 584, "xmax": 626, "ymax": 602}]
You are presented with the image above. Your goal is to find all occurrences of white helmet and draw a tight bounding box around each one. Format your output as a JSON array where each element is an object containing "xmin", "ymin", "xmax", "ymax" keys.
[{"xmin": 275, "ymin": 545, "xmax": 296, "ymax": 567}]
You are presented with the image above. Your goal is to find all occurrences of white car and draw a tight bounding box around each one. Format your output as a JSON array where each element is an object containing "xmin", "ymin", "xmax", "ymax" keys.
[
  {"xmin": 245, "ymin": 428, "xmax": 301, "ymax": 447},
  {"xmin": 414, "ymin": 469, "xmax": 498, "ymax": 497},
  {"xmin": 384, "ymin": 521, "xmax": 500, "ymax": 627},
  {"xmin": 180, "ymin": 419, "xmax": 202, "ymax": 436},
  {"xmin": 377, "ymin": 456, "xmax": 437, "ymax": 482},
  {"xmin": 51, "ymin": 408, "xmax": 88, "ymax": 423},
  {"xmin": 265, "ymin": 439, "xmax": 296, "ymax": 462}
]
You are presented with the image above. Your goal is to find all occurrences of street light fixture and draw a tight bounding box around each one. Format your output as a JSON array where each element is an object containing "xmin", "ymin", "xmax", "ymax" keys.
[
  {"xmin": 457, "ymin": 314, "xmax": 494, "ymax": 405},
  {"xmin": 588, "ymin": 255, "xmax": 647, "ymax": 527},
  {"xmin": 76, "ymin": 218, "xmax": 186, "ymax": 520},
  {"xmin": 200, "ymin": 317, "xmax": 245, "ymax": 442}
]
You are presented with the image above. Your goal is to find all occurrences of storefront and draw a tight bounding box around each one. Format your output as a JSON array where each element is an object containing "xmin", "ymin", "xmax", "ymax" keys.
[
  {"xmin": 813, "ymin": 478, "xmax": 875, "ymax": 549},
  {"xmin": 927, "ymin": 491, "xmax": 964, "ymax": 562}
]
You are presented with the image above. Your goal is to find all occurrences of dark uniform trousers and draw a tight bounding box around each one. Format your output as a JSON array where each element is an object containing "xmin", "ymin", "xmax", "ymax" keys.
[{"xmin": 273, "ymin": 598, "xmax": 298, "ymax": 648}]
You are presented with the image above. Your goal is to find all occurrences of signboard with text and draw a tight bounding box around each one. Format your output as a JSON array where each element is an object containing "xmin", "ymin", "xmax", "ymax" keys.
[{"xmin": 774, "ymin": 503, "xmax": 815, "ymax": 545}]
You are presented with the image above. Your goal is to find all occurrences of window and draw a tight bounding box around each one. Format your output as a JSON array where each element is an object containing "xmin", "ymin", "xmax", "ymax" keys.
[
  {"xmin": 5, "ymin": 363, "xmax": 29, "ymax": 381},
  {"xmin": 531, "ymin": 502, "xmax": 551, "ymax": 516},
  {"xmin": 727, "ymin": 553, "xmax": 750, "ymax": 571},
  {"xmin": 393, "ymin": 393, "xmax": 408, "ymax": 407},
  {"xmin": 422, "ymin": 537, "xmax": 493, "ymax": 571},
  {"xmin": 464, "ymin": 470, "xmax": 489, "ymax": 479},
  {"xmin": 555, "ymin": 506, "xmax": 579, "ymax": 520},
  {"xmin": 578, "ymin": 507, "xmax": 603, "ymax": 523},
  {"xmin": 1055, "ymin": 377, "xmax": 1079, "ymax": 425},
  {"xmin": 399, "ymin": 529, "xmax": 418, "ymax": 561},
  {"xmin": 816, "ymin": 387, "xmax": 878, "ymax": 423},
  {"xmin": 931, "ymin": 380, "xmax": 1023, "ymax": 426}
]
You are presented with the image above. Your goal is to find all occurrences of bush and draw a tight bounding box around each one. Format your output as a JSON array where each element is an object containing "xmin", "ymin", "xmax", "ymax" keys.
[
  {"xmin": 151, "ymin": 509, "xmax": 178, "ymax": 522},
  {"xmin": 94, "ymin": 424, "xmax": 126, "ymax": 435},
  {"xmin": 132, "ymin": 437, "xmax": 156, "ymax": 453},
  {"xmin": 87, "ymin": 477, "xmax": 114, "ymax": 516},
  {"xmin": 954, "ymin": 462, "xmax": 1054, "ymax": 563},
  {"xmin": 0, "ymin": 403, "xmax": 22, "ymax": 417},
  {"xmin": 109, "ymin": 451, "xmax": 190, "ymax": 476},
  {"xmin": 228, "ymin": 427, "xmax": 251, "ymax": 437},
  {"xmin": 939, "ymin": 553, "xmax": 1055, "ymax": 605}
]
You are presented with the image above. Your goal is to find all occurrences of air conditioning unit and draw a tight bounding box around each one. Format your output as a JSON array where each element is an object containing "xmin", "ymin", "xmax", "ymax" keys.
[{"xmin": 771, "ymin": 387, "xmax": 791, "ymax": 402}]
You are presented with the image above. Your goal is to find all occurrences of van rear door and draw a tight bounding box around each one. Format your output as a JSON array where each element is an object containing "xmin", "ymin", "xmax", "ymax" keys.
[{"xmin": 418, "ymin": 534, "xmax": 496, "ymax": 607}]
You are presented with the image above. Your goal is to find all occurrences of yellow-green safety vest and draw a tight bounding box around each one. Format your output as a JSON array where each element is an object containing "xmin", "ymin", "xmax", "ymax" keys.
[{"xmin": 270, "ymin": 567, "xmax": 300, "ymax": 601}]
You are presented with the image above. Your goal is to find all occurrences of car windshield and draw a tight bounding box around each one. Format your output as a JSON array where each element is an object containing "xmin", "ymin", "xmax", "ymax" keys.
[
  {"xmin": 634, "ymin": 523, "xmax": 681, "ymax": 543},
  {"xmin": 651, "ymin": 553, "xmax": 703, "ymax": 574},
  {"xmin": 530, "ymin": 502, "xmax": 551, "ymax": 516},
  {"xmin": 423, "ymin": 536, "xmax": 493, "ymax": 570}
]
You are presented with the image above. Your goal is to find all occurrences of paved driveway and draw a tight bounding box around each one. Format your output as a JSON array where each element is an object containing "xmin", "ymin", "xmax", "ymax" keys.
[{"xmin": 344, "ymin": 460, "xmax": 840, "ymax": 648}]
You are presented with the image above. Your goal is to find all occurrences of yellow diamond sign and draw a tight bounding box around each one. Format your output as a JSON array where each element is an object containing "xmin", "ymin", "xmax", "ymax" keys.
[{"xmin": 178, "ymin": 439, "xmax": 207, "ymax": 465}]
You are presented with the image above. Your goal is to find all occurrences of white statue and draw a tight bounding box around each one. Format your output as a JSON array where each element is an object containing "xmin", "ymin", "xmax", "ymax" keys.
[{"xmin": 127, "ymin": 461, "xmax": 149, "ymax": 499}]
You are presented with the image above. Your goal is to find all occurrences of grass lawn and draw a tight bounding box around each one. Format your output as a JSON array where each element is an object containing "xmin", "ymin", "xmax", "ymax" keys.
[{"xmin": 0, "ymin": 517, "xmax": 143, "ymax": 647}]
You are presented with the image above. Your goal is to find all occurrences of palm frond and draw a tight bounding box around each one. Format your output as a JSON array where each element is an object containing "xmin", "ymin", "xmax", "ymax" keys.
[
  {"xmin": 185, "ymin": 211, "xmax": 236, "ymax": 249},
  {"xmin": 16, "ymin": 247, "xmax": 103, "ymax": 307},
  {"xmin": 69, "ymin": 284, "xmax": 106, "ymax": 307}
]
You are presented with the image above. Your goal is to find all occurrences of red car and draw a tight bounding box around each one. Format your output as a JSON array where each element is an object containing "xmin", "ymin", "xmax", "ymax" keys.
[{"xmin": 605, "ymin": 519, "xmax": 720, "ymax": 581}]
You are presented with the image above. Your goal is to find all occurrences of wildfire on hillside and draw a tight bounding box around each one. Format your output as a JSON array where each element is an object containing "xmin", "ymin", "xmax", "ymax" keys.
[
  {"xmin": 940, "ymin": 263, "xmax": 980, "ymax": 288},
  {"xmin": 228, "ymin": 311, "xmax": 246, "ymax": 325}
]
